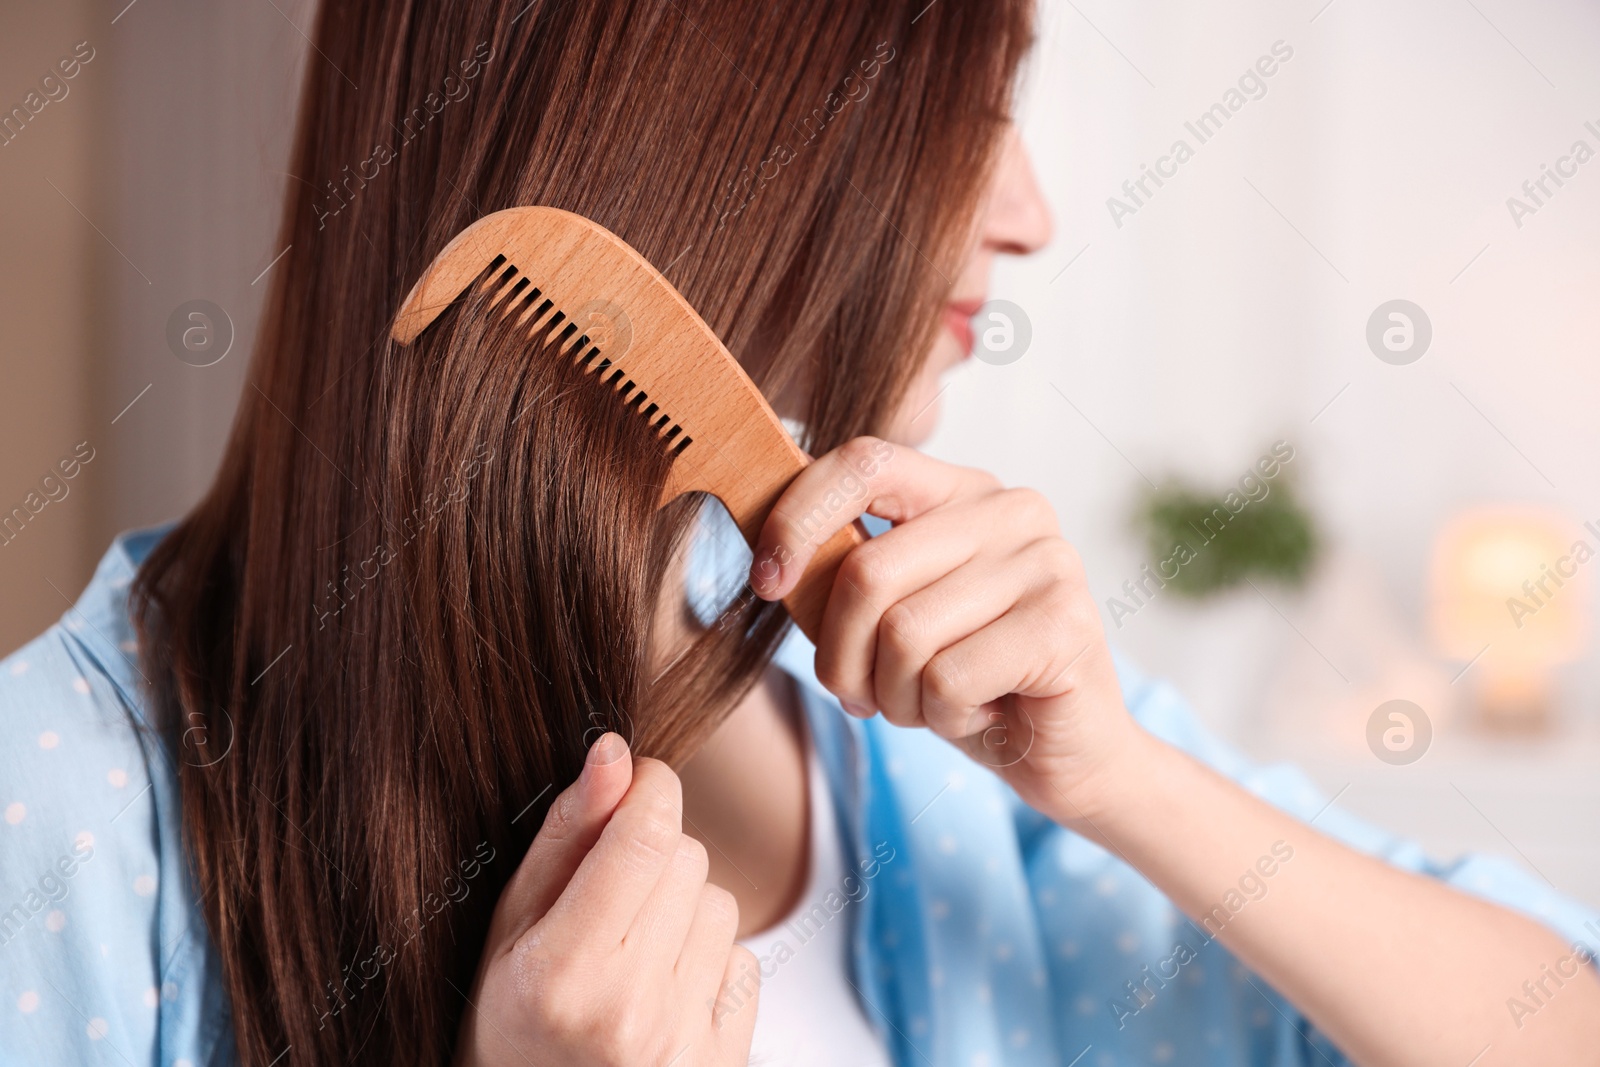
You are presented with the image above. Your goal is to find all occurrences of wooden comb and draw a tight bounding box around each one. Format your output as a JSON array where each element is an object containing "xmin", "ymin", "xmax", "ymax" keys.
[{"xmin": 390, "ymin": 206, "xmax": 864, "ymax": 642}]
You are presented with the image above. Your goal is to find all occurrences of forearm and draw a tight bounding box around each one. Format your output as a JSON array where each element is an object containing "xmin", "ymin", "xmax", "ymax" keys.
[{"xmin": 1050, "ymin": 730, "xmax": 1600, "ymax": 1067}]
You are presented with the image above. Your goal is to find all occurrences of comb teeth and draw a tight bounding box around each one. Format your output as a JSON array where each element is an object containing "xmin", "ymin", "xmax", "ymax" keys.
[{"xmin": 475, "ymin": 255, "xmax": 693, "ymax": 457}]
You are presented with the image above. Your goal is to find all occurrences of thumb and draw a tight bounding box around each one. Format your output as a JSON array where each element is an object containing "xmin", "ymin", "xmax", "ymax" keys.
[{"xmin": 486, "ymin": 732, "xmax": 633, "ymax": 948}]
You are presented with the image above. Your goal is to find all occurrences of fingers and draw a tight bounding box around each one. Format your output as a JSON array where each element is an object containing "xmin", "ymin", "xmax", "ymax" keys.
[
  {"xmin": 710, "ymin": 944, "xmax": 762, "ymax": 1055},
  {"xmin": 541, "ymin": 755, "xmax": 687, "ymax": 952},
  {"xmin": 626, "ymin": 834, "xmax": 710, "ymax": 970},
  {"xmin": 467, "ymin": 736, "xmax": 765, "ymax": 1067},
  {"xmin": 821, "ymin": 523, "xmax": 1093, "ymax": 739},
  {"xmin": 866, "ymin": 553, "xmax": 1033, "ymax": 728},
  {"xmin": 677, "ymin": 882, "xmax": 742, "ymax": 990},
  {"xmin": 489, "ymin": 732, "xmax": 632, "ymax": 948},
  {"xmin": 813, "ymin": 507, "xmax": 1007, "ymax": 717},
  {"xmin": 815, "ymin": 492, "xmax": 1065, "ymax": 715},
  {"xmin": 920, "ymin": 592, "xmax": 1094, "ymax": 737},
  {"xmin": 873, "ymin": 536, "xmax": 1077, "ymax": 728},
  {"xmin": 750, "ymin": 436, "xmax": 997, "ymax": 601}
]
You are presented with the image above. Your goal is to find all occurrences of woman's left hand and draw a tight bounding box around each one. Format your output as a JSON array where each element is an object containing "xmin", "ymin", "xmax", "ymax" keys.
[{"xmin": 749, "ymin": 436, "xmax": 1146, "ymax": 828}]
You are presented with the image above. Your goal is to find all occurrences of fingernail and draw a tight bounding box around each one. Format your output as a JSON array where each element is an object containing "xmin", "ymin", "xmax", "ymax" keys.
[
  {"xmin": 582, "ymin": 733, "xmax": 623, "ymax": 783},
  {"xmin": 840, "ymin": 701, "xmax": 873, "ymax": 718}
]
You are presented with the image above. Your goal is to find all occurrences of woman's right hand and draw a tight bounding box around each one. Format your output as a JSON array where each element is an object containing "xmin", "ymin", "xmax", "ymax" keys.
[{"xmin": 453, "ymin": 733, "xmax": 759, "ymax": 1066}]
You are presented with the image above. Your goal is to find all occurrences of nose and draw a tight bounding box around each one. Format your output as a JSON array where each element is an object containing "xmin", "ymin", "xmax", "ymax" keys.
[{"xmin": 982, "ymin": 125, "xmax": 1053, "ymax": 256}]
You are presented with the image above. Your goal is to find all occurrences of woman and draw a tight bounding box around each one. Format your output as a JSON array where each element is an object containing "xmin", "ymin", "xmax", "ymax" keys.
[{"xmin": 2, "ymin": 0, "xmax": 1597, "ymax": 1065}]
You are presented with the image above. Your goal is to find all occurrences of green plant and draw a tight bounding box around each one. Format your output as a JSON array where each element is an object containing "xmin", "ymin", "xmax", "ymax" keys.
[{"xmin": 1135, "ymin": 474, "xmax": 1319, "ymax": 599}]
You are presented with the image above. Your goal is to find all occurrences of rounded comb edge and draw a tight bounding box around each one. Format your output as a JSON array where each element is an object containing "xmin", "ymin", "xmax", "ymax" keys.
[{"xmin": 388, "ymin": 205, "xmax": 866, "ymax": 645}]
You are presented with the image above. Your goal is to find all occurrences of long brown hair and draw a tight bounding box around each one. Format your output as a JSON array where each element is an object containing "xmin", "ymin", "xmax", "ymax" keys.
[{"xmin": 132, "ymin": 1, "xmax": 1033, "ymax": 1063}]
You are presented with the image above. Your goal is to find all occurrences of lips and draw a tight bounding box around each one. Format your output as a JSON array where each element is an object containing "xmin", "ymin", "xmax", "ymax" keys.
[{"xmin": 942, "ymin": 299, "xmax": 985, "ymax": 356}]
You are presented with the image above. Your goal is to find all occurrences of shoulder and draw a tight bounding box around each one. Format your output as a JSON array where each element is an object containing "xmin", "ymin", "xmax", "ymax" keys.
[
  {"xmin": 0, "ymin": 530, "xmax": 157, "ymax": 914},
  {"xmin": 0, "ymin": 527, "xmax": 232, "ymax": 1066},
  {"xmin": 0, "ymin": 528, "xmax": 163, "ymax": 811}
]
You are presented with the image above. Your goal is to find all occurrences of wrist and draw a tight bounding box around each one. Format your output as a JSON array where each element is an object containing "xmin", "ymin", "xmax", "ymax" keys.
[{"xmin": 1039, "ymin": 724, "xmax": 1183, "ymax": 845}]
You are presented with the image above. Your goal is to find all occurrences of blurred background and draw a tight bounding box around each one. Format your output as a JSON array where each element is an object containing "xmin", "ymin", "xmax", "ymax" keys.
[{"xmin": 2, "ymin": 0, "xmax": 1596, "ymax": 905}]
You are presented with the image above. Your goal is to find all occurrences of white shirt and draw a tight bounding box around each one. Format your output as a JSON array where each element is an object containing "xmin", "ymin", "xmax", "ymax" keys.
[{"xmin": 735, "ymin": 724, "xmax": 892, "ymax": 1067}]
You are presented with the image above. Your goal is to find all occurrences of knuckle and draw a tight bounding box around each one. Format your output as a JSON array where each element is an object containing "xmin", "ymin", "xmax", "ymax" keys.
[
  {"xmin": 1034, "ymin": 595, "xmax": 1082, "ymax": 648},
  {"xmin": 672, "ymin": 834, "xmax": 710, "ymax": 880},
  {"xmin": 839, "ymin": 543, "xmax": 897, "ymax": 600},
  {"xmin": 973, "ymin": 467, "xmax": 1005, "ymax": 493},
  {"xmin": 698, "ymin": 883, "xmax": 741, "ymax": 936},
  {"xmin": 879, "ymin": 601, "xmax": 926, "ymax": 652},
  {"xmin": 812, "ymin": 655, "xmax": 851, "ymax": 697},
  {"xmin": 711, "ymin": 946, "xmax": 761, "ymax": 1033},
  {"xmin": 812, "ymin": 649, "xmax": 850, "ymax": 695},
  {"xmin": 614, "ymin": 786, "xmax": 682, "ymax": 862},
  {"xmin": 1000, "ymin": 486, "xmax": 1054, "ymax": 528},
  {"xmin": 537, "ymin": 788, "xmax": 579, "ymax": 842},
  {"xmin": 923, "ymin": 650, "xmax": 967, "ymax": 708},
  {"xmin": 599, "ymin": 1007, "xmax": 653, "ymax": 1063},
  {"xmin": 1062, "ymin": 588, "xmax": 1103, "ymax": 635},
  {"xmin": 538, "ymin": 990, "xmax": 587, "ymax": 1041},
  {"xmin": 1035, "ymin": 537, "xmax": 1084, "ymax": 584},
  {"xmin": 728, "ymin": 944, "xmax": 761, "ymax": 993},
  {"xmin": 1035, "ymin": 561, "xmax": 1089, "ymax": 621},
  {"xmin": 627, "ymin": 814, "xmax": 681, "ymax": 863},
  {"xmin": 840, "ymin": 435, "xmax": 887, "ymax": 474},
  {"xmin": 513, "ymin": 943, "xmax": 584, "ymax": 1026}
]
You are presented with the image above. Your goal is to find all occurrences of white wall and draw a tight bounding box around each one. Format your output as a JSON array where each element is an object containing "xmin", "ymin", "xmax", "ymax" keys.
[
  {"xmin": 935, "ymin": 0, "xmax": 1600, "ymax": 746},
  {"xmin": 98, "ymin": 0, "xmax": 306, "ymax": 541}
]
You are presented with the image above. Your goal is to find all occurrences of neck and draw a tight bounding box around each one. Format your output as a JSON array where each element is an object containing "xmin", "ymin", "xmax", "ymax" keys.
[
  {"xmin": 652, "ymin": 533, "xmax": 812, "ymax": 938},
  {"xmin": 680, "ymin": 665, "xmax": 810, "ymax": 936}
]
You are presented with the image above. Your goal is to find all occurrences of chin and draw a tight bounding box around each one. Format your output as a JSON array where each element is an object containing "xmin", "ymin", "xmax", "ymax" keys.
[
  {"xmin": 885, "ymin": 333, "xmax": 964, "ymax": 444},
  {"xmin": 887, "ymin": 411, "xmax": 938, "ymax": 446},
  {"xmin": 886, "ymin": 389, "xmax": 942, "ymax": 445}
]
